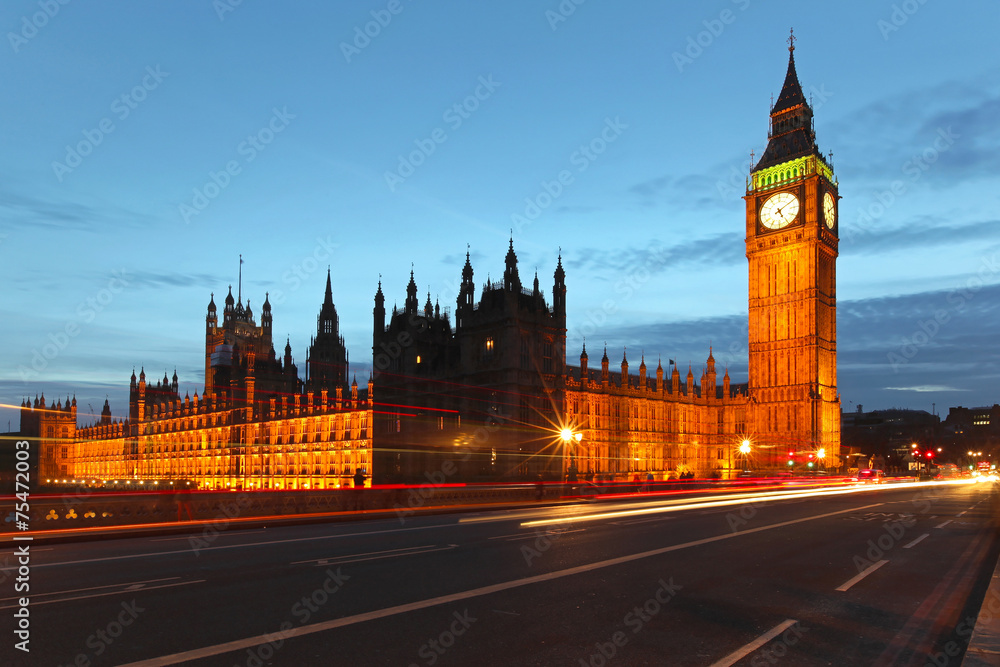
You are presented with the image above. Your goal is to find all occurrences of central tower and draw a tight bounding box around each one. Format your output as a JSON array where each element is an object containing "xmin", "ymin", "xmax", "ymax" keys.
[{"xmin": 745, "ymin": 36, "xmax": 840, "ymax": 469}]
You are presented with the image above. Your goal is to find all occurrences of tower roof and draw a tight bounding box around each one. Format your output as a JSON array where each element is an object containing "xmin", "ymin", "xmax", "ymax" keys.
[
  {"xmin": 772, "ymin": 39, "xmax": 806, "ymax": 114},
  {"xmin": 753, "ymin": 35, "xmax": 828, "ymax": 173}
]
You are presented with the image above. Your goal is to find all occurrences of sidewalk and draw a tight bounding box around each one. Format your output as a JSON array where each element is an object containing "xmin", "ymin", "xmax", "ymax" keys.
[{"xmin": 963, "ymin": 551, "xmax": 1000, "ymax": 666}]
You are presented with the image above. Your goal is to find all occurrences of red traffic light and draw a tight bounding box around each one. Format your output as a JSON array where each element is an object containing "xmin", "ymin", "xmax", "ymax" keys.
[{"xmin": 926, "ymin": 451, "xmax": 934, "ymax": 459}]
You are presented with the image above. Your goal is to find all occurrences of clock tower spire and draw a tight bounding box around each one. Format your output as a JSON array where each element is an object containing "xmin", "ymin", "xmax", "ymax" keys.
[{"xmin": 745, "ymin": 36, "xmax": 841, "ymax": 471}]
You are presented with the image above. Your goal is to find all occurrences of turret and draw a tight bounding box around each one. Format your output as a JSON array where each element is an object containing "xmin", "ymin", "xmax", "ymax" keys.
[
  {"xmin": 318, "ymin": 269, "xmax": 338, "ymax": 336},
  {"xmin": 621, "ymin": 349, "xmax": 629, "ymax": 388},
  {"xmin": 405, "ymin": 270, "xmax": 418, "ymax": 315},
  {"xmin": 705, "ymin": 347, "xmax": 717, "ymax": 398},
  {"xmin": 601, "ymin": 346, "xmax": 609, "ymax": 385},
  {"xmin": 261, "ymin": 292, "xmax": 272, "ymax": 334},
  {"xmin": 553, "ymin": 253, "xmax": 566, "ymax": 319},
  {"xmin": 656, "ymin": 358, "xmax": 664, "ymax": 393},
  {"xmin": 374, "ymin": 279, "xmax": 386, "ymax": 347},
  {"xmin": 503, "ymin": 238, "xmax": 521, "ymax": 293},
  {"xmin": 207, "ymin": 293, "xmax": 217, "ymax": 329},
  {"xmin": 457, "ymin": 251, "xmax": 474, "ymax": 328},
  {"xmin": 223, "ymin": 286, "xmax": 235, "ymax": 325},
  {"xmin": 580, "ymin": 343, "xmax": 589, "ymax": 381}
]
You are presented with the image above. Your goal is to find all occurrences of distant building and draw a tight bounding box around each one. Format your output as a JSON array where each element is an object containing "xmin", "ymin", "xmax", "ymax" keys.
[
  {"xmin": 942, "ymin": 405, "xmax": 1000, "ymax": 461},
  {"xmin": 841, "ymin": 406, "xmax": 940, "ymax": 471}
]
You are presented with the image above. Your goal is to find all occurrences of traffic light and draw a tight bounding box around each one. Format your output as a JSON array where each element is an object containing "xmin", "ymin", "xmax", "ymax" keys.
[{"xmin": 926, "ymin": 451, "xmax": 934, "ymax": 459}]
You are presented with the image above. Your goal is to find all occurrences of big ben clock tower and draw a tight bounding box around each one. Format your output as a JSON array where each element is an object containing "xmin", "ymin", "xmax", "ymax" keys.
[{"xmin": 745, "ymin": 34, "xmax": 841, "ymax": 470}]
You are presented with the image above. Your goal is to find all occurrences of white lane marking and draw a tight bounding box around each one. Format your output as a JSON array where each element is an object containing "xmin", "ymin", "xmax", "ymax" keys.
[
  {"xmin": 116, "ymin": 503, "xmax": 884, "ymax": 667},
  {"xmin": 148, "ymin": 529, "xmax": 267, "ymax": 542},
  {"xmin": 614, "ymin": 516, "xmax": 676, "ymax": 526},
  {"xmin": 708, "ymin": 619, "xmax": 799, "ymax": 667},
  {"xmin": 836, "ymin": 559, "xmax": 889, "ymax": 592},
  {"xmin": 290, "ymin": 545, "xmax": 435, "ymax": 565},
  {"xmin": 291, "ymin": 544, "xmax": 454, "ymax": 566},
  {"xmin": 902, "ymin": 533, "xmax": 930, "ymax": 549},
  {"xmin": 315, "ymin": 545, "xmax": 458, "ymax": 565},
  {"xmin": 0, "ymin": 580, "xmax": 205, "ymax": 610},
  {"xmin": 936, "ymin": 520, "xmax": 952, "ymax": 529},
  {"xmin": 502, "ymin": 529, "xmax": 586, "ymax": 541},
  {"xmin": 956, "ymin": 511, "xmax": 966, "ymax": 517},
  {"xmin": 0, "ymin": 576, "xmax": 180, "ymax": 602}
]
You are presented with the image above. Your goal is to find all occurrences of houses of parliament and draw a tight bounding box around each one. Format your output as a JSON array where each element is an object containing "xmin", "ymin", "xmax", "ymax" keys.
[{"xmin": 19, "ymin": 43, "xmax": 842, "ymax": 488}]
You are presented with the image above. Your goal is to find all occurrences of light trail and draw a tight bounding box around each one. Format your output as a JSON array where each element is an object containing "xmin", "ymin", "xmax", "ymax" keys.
[{"xmin": 518, "ymin": 479, "xmax": 975, "ymax": 528}]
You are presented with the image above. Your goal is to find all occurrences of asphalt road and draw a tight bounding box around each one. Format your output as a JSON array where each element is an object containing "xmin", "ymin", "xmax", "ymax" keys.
[{"xmin": 4, "ymin": 481, "xmax": 999, "ymax": 667}]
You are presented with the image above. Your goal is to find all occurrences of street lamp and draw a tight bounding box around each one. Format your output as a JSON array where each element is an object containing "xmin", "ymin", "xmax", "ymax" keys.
[{"xmin": 560, "ymin": 428, "xmax": 582, "ymax": 483}]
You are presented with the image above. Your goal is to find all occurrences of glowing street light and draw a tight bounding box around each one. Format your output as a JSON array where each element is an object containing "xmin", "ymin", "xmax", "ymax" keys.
[
  {"xmin": 560, "ymin": 428, "xmax": 582, "ymax": 444},
  {"xmin": 739, "ymin": 440, "xmax": 752, "ymax": 455}
]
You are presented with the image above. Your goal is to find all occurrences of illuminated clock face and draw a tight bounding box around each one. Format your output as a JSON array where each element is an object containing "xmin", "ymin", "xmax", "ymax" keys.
[
  {"xmin": 823, "ymin": 192, "xmax": 836, "ymax": 228},
  {"xmin": 760, "ymin": 192, "xmax": 800, "ymax": 230}
]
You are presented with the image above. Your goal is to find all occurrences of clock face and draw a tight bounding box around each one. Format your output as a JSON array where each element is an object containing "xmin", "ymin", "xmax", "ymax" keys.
[
  {"xmin": 760, "ymin": 192, "xmax": 800, "ymax": 230},
  {"xmin": 823, "ymin": 192, "xmax": 836, "ymax": 228}
]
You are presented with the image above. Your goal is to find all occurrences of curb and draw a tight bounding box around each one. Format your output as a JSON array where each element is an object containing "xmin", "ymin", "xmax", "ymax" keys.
[{"xmin": 962, "ymin": 491, "xmax": 1000, "ymax": 667}]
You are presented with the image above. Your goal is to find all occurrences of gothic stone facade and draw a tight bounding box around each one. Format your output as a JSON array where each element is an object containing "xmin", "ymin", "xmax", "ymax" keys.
[{"xmin": 50, "ymin": 272, "xmax": 373, "ymax": 491}]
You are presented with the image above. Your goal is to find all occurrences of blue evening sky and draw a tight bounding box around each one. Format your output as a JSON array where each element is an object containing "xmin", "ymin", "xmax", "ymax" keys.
[{"xmin": 2, "ymin": 0, "xmax": 999, "ymax": 429}]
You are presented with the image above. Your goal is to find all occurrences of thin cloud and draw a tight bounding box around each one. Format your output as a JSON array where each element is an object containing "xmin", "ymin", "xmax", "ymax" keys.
[
  {"xmin": 845, "ymin": 218, "xmax": 1000, "ymax": 255},
  {"xmin": 567, "ymin": 233, "xmax": 744, "ymax": 277}
]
